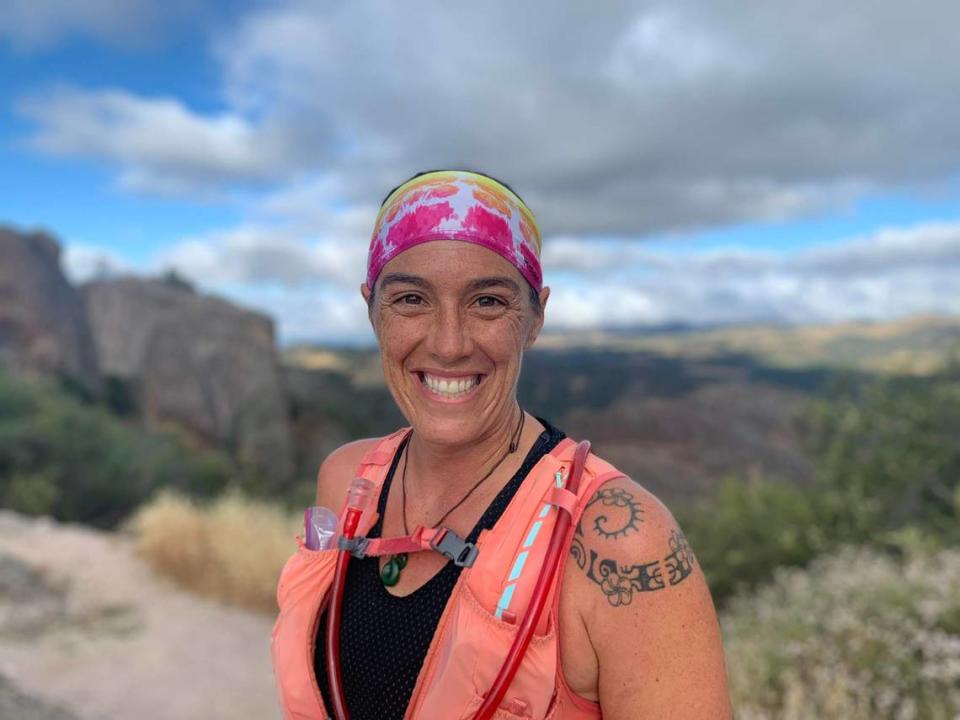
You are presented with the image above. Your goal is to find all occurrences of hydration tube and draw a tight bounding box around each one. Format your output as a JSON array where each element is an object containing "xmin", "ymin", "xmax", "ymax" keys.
[
  {"xmin": 325, "ymin": 441, "xmax": 591, "ymax": 720},
  {"xmin": 326, "ymin": 477, "xmax": 373, "ymax": 720},
  {"xmin": 472, "ymin": 439, "xmax": 590, "ymax": 720}
]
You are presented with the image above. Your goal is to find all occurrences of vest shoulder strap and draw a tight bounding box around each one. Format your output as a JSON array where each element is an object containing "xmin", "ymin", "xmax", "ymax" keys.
[
  {"xmin": 344, "ymin": 426, "xmax": 412, "ymax": 535},
  {"xmin": 358, "ymin": 426, "xmax": 412, "ymax": 468}
]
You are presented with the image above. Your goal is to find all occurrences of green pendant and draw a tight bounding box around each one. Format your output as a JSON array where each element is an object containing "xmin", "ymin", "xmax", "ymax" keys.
[{"xmin": 380, "ymin": 553, "xmax": 407, "ymax": 587}]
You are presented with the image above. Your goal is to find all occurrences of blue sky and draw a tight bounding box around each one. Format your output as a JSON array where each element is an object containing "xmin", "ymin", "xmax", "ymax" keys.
[{"xmin": 2, "ymin": 1, "xmax": 959, "ymax": 344}]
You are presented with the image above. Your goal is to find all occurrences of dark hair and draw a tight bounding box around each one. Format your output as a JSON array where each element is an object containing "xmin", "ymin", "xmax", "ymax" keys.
[
  {"xmin": 371, "ymin": 169, "xmax": 542, "ymax": 314},
  {"xmin": 379, "ymin": 169, "xmax": 528, "ymax": 208}
]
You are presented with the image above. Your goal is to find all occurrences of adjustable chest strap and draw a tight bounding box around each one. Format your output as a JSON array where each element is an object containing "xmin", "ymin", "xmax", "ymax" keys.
[
  {"xmin": 338, "ymin": 433, "xmax": 588, "ymax": 573},
  {"xmin": 338, "ymin": 524, "xmax": 480, "ymax": 568}
]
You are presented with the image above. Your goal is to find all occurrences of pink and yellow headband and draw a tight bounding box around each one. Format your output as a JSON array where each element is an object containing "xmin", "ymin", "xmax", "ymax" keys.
[{"xmin": 366, "ymin": 170, "xmax": 543, "ymax": 292}]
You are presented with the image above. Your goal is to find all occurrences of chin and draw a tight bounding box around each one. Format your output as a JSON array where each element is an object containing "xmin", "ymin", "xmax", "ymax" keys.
[{"xmin": 410, "ymin": 410, "xmax": 485, "ymax": 446}]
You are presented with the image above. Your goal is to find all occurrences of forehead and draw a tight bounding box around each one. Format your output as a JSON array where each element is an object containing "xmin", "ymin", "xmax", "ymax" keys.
[{"xmin": 378, "ymin": 241, "xmax": 527, "ymax": 291}]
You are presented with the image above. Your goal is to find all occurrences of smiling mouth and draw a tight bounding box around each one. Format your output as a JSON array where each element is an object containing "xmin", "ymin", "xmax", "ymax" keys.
[{"xmin": 416, "ymin": 371, "xmax": 484, "ymax": 398}]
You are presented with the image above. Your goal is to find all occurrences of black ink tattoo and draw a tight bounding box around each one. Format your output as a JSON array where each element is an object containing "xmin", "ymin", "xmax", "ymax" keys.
[
  {"xmin": 663, "ymin": 529, "xmax": 695, "ymax": 586},
  {"xmin": 570, "ymin": 524, "xmax": 588, "ymax": 571},
  {"xmin": 584, "ymin": 549, "xmax": 665, "ymax": 606},
  {"xmin": 584, "ymin": 488, "xmax": 643, "ymax": 539},
  {"xmin": 569, "ymin": 492, "xmax": 697, "ymax": 605}
]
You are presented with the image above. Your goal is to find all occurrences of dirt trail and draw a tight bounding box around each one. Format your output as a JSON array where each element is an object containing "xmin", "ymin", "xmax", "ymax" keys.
[{"xmin": 0, "ymin": 510, "xmax": 282, "ymax": 720}]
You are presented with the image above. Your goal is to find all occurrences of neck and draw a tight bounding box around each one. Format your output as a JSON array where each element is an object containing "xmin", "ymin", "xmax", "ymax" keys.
[{"xmin": 405, "ymin": 405, "xmax": 531, "ymax": 505}]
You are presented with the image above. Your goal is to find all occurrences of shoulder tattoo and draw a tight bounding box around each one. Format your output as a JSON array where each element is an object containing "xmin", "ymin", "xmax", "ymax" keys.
[{"xmin": 569, "ymin": 489, "xmax": 696, "ymax": 607}]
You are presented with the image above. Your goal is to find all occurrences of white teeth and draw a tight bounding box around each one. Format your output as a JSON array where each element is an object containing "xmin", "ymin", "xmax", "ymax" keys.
[{"xmin": 421, "ymin": 373, "xmax": 479, "ymax": 397}]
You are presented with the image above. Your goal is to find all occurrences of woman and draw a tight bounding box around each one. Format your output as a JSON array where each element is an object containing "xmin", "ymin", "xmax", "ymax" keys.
[{"xmin": 271, "ymin": 170, "xmax": 731, "ymax": 719}]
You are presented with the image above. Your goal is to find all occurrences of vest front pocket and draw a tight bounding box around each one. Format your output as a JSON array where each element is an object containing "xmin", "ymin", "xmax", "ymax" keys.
[
  {"xmin": 415, "ymin": 581, "xmax": 558, "ymax": 720},
  {"xmin": 271, "ymin": 537, "xmax": 338, "ymax": 720}
]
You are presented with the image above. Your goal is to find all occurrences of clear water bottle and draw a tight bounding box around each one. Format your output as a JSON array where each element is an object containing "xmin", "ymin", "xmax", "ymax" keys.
[{"xmin": 304, "ymin": 506, "xmax": 339, "ymax": 550}]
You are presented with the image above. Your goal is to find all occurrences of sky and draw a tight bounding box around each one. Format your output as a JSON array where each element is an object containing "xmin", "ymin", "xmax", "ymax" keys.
[{"xmin": 1, "ymin": 0, "xmax": 959, "ymax": 345}]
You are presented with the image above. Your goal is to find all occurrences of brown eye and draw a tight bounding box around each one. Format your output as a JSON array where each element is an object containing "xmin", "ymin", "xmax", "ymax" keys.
[
  {"xmin": 399, "ymin": 294, "xmax": 422, "ymax": 305},
  {"xmin": 476, "ymin": 295, "xmax": 505, "ymax": 307}
]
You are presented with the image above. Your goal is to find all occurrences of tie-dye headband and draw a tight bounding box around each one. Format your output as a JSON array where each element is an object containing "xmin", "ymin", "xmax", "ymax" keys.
[{"xmin": 366, "ymin": 170, "xmax": 543, "ymax": 292}]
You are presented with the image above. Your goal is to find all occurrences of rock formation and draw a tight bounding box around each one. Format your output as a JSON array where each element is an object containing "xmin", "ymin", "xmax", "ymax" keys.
[
  {"xmin": 83, "ymin": 276, "xmax": 293, "ymax": 483},
  {"xmin": 0, "ymin": 226, "xmax": 99, "ymax": 388}
]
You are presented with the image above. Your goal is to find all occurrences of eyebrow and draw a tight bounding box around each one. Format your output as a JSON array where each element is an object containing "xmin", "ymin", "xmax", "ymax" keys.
[
  {"xmin": 379, "ymin": 273, "xmax": 520, "ymax": 294},
  {"xmin": 380, "ymin": 272, "xmax": 432, "ymax": 289},
  {"xmin": 465, "ymin": 276, "xmax": 521, "ymax": 294}
]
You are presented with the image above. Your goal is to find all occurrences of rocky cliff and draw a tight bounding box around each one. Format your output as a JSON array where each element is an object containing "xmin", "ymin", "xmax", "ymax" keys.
[
  {"xmin": 0, "ymin": 227, "xmax": 99, "ymax": 388},
  {"xmin": 83, "ymin": 277, "xmax": 293, "ymax": 483}
]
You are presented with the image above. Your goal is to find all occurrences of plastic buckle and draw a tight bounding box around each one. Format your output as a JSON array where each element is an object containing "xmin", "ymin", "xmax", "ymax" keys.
[
  {"xmin": 430, "ymin": 527, "xmax": 479, "ymax": 568},
  {"xmin": 337, "ymin": 535, "xmax": 369, "ymax": 559}
]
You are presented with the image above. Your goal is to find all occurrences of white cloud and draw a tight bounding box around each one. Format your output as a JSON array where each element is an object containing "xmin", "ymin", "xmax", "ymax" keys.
[
  {"xmin": 152, "ymin": 224, "xmax": 369, "ymax": 289},
  {"xmin": 539, "ymin": 221, "xmax": 960, "ymax": 329},
  {"xmin": 18, "ymin": 0, "xmax": 960, "ymax": 235},
  {"xmin": 18, "ymin": 88, "xmax": 297, "ymax": 196},
  {"xmin": 604, "ymin": 8, "xmax": 738, "ymax": 86}
]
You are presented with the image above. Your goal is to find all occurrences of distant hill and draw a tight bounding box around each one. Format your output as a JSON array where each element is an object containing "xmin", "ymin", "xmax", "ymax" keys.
[{"xmin": 535, "ymin": 315, "xmax": 960, "ymax": 375}]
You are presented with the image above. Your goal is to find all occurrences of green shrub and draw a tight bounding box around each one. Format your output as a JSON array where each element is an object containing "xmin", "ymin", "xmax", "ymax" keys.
[
  {"xmin": 0, "ymin": 369, "xmax": 233, "ymax": 528},
  {"xmin": 805, "ymin": 368, "xmax": 960, "ymax": 541},
  {"xmin": 3, "ymin": 469, "xmax": 59, "ymax": 515},
  {"xmin": 680, "ymin": 476, "xmax": 827, "ymax": 602},
  {"xmin": 723, "ymin": 546, "xmax": 960, "ymax": 719}
]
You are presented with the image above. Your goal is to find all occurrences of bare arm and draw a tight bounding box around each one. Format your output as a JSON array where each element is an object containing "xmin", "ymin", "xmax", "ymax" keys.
[{"xmin": 570, "ymin": 477, "xmax": 731, "ymax": 719}]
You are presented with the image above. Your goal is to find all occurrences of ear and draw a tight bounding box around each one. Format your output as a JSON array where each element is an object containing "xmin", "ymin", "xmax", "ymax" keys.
[
  {"xmin": 524, "ymin": 286, "xmax": 550, "ymax": 349},
  {"xmin": 361, "ymin": 282, "xmax": 376, "ymax": 331}
]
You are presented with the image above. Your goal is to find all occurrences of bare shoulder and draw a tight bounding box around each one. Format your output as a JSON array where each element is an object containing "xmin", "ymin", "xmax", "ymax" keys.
[
  {"xmin": 566, "ymin": 474, "xmax": 731, "ymax": 718},
  {"xmin": 314, "ymin": 438, "xmax": 381, "ymax": 508}
]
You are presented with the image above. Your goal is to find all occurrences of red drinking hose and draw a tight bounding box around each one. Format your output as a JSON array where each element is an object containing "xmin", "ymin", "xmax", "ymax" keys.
[
  {"xmin": 327, "ymin": 478, "xmax": 372, "ymax": 720},
  {"xmin": 472, "ymin": 440, "xmax": 591, "ymax": 720}
]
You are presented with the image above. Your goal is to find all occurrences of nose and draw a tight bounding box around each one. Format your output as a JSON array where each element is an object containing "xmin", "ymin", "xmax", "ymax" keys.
[{"xmin": 425, "ymin": 302, "xmax": 473, "ymax": 362}]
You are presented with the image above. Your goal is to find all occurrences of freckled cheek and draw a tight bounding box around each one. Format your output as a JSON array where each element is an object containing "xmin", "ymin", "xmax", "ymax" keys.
[
  {"xmin": 376, "ymin": 317, "xmax": 422, "ymax": 373},
  {"xmin": 473, "ymin": 322, "xmax": 526, "ymax": 369}
]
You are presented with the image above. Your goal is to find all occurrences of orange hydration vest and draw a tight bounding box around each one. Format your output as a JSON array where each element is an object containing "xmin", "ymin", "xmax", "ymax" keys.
[{"xmin": 271, "ymin": 428, "xmax": 624, "ymax": 719}]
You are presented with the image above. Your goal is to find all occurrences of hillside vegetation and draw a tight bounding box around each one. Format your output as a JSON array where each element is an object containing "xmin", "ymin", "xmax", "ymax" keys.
[
  {"xmin": 724, "ymin": 547, "xmax": 960, "ymax": 718},
  {"xmin": 0, "ymin": 369, "xmax": 233, "ymax": 529},
  {"xmin": 680, "ymin": 365, "xmax": 960, "ymax": 603}
]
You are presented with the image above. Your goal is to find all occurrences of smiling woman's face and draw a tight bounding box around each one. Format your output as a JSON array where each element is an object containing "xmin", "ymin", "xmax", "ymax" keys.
[{"xmin": 362, "ymin": 241, "xmax": 549, "ymax": 448}]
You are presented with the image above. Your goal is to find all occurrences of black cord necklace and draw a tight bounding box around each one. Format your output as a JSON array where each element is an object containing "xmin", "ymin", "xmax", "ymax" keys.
[{"xmin": 380, "ymin": 407, "xmax": 526, "ymax": 587}]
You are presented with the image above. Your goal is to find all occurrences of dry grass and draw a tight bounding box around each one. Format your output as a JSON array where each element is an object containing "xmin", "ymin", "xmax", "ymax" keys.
[{"xmin": 124, "ymin": 489, "xmax": 302, "ymax": 613}]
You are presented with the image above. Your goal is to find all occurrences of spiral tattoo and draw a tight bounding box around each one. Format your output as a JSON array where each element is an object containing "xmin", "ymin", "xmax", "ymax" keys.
[{"xmin": 585, "ymin": 487, "xmax": 643, "ymax": 540}]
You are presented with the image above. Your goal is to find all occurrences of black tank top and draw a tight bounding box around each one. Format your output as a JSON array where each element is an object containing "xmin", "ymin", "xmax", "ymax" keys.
[{"xmin": 314, "ymin": 418, "xmax": 566, "ymax": 720}]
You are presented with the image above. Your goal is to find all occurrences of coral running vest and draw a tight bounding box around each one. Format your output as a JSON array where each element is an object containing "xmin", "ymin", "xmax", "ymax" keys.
[{"xmin": 271, "ymin": 428, "xmax": 625, "ymax": 719}]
